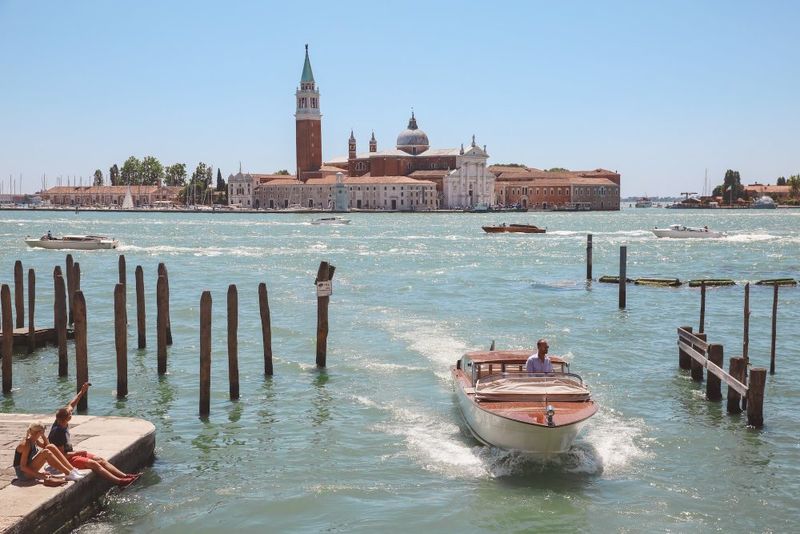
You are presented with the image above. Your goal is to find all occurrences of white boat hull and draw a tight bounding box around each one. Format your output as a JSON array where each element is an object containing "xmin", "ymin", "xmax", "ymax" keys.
[
  {"xmin": 652, "ymin": 229, "xmax": 723, "ymax": 239},
  {"xmin": 454, "ymin": 379, "xmax": 586, "ymax": 454},
  {"xmin": 25, "ymin": 238, "xmax": 118, "ymax": 250}
]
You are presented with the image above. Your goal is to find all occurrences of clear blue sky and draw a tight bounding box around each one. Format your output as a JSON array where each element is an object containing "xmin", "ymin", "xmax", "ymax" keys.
[{"xmin": 1, "ymin": 0, "xmax": 797, "ymax": 196}]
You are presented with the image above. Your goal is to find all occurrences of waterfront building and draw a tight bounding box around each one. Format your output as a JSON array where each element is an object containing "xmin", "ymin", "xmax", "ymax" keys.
[
  {"xmin": 227, "ymin": 168, "xmax": 256, "ymax": 208},
  {"xmin": 744, "ymin": 183, "xmax": 790, "ymax": 202},
  {"xmin": 326, "ymin": 116, "xmax": 495, "ymax": 209},
  {"xmin": 295, "ymin": 44, "xmax": 322, "ymax": 181},
  {"xmin": 40, "ymin": 185, "xmax": 181, "ymax": 208},
  {"xmin": 490, "ymin": 166, "xmax": 621, "ymax": 210}
]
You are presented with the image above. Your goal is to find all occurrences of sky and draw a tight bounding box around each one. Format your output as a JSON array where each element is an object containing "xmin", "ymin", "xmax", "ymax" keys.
[{"xmin": 1, "ymin": 0, "xmax": 798, "ymax": 197}]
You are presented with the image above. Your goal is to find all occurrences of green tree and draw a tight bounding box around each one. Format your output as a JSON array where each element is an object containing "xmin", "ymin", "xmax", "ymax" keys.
[
  {"xmin": 547, "ymin": 167, "xmax": 569, "ymax": 172},
  {"xmin": 140, "ymin": 156, "xmax": 164, "ymax": 185},
  {"xmin": 215, "ymin": 168, "xmax": 225, "ymax": 191},
  {"xmin": 712, "ymin": 169, "xmax": 743, "ymax": 203},
  {"xmin": 109, "ymin": 164, "xmax": 120, "ymax": 185},
  {"xmin": 275, "ymin": 169, "xmax": 290, "ymax": 175},
  {"xmin": 120, "ymin": 156, "xmax": 141, "ymax": 185},
  {"xmin": 164, "ymin": 163, "xmax": 187, "ymax": 186},
  {"xmin": 93, "ymin": 169, "xmax": 104, "ymax": 186},
  {"xmin": 776, "ymin": 176, "xmax": 786, "ymax": 186},
  {"xmin": 788, "ymin": 175, "xmax": 800, "ymax": 198}
]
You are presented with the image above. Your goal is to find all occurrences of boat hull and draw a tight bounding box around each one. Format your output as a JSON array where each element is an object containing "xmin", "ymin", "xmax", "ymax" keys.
[
  {"xmin": 482, "ymin": 225, "xmax": 545, "ymax": 234},
  {"xmin": 25, "ymin": 238, "xmax": 118, "ymax": 250},
  {"xmin": 652, "ymin": 229, "xmax": 723, "ymax": 238}
]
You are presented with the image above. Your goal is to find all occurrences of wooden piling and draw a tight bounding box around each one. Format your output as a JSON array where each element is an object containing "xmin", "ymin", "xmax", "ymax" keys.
[
  {"xmin": 114, "ymin": 283, "xmax": 128, "ymax": 398},
  {"xmin": 315, "ymin": 261, "xmax": 336, "ymax": 368},
  {"xmin": 258, "ymin": 282, "xmax": 273, "ymax": 376},
  {"xmin": 54, "ymin": 273, "xmax": 68, "ymax": 376},
  {"xmin": 742, "ymin": 283, "xmax": 750, "ymax": 365},
  {"xmin": 1, "ymin": 285, "xmax": 13, "ymax": 393},
  {"xmin": 770, "ymin": 284, "xmax": 778, "ymax": 374},
  {"xmin": 727, "ymin": 356, "xmax": 745, "ymax": 414},
  {"xmin": 73, "ymin": 262, "xmax": 81, "ymax": 310},
  {"xmin": 489, "ymin": 339, "xmax": 495, "ymax": 351},
  {"xmin": 14, "ymin": 260, "xmax": 23, "ymax": 328},
  {"xmin": 706, "ymin": 344, "xmax": 723, "ymax": 401},
  {"xmin": 227, "ymin": 285, "xmax": 239, "ymax": 400},
  {"xmin": 27, "ymin": 269, "xmax": 35, "ymax": 354},
  {"xmin": 118, "ymin": 254, "xmax": 126, "ymax": 286},
  {"xmin": 746, "ymin": 367, "xmax": 766, "ymax": 428},
  {"xmin": 691, "ymin": 332, "xmax": 707, "ymax": 381},
  {"xmin": 199, "ymin": 291, "xmax": 211, "ymax": 416},
  {"xmin": 156, "ymin": 275, "xmax": 167, "ymax": 375},
  {"xmin": 66, "ymin": 254, "xmax": 74, "ymax": 325},
  {"xmin": 678, "ymin": 326, "xmax": 693, "ymax": 370},
  {"xmin": 618, "ymin": 246, "xmax": 627, "ymax": 309},
  {"xmin": 586, "ymin": 234, "xmax": 593, "ymax": 280},
  {"xmin": 135, "ymin": 266, "xmax": 146, "ymax": 349},
  {"xmin": 699, "ymin": 281, "xmax": 706, "ymax": 333},
  {"xmin": 157, "ymin": 263, "xmax": 172, "ymax": 345},
  {"xmin": 73, "ymin": 291, "xmax": 88, "ymax": 412}
]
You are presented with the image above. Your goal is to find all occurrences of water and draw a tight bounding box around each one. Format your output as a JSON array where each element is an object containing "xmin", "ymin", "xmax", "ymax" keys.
[{"xmin": 1, "ymin": 208, "xmax": 798, "ymax": 532}]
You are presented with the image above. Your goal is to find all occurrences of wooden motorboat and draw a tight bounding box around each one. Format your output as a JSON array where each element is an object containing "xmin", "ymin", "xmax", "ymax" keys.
[
  {"xmin": 24, "ymin": 234, "xmax": 119, "ymax": 250},
  {"xmin": 311, "ymin": 216, "xmax": 351, "ymax": 225},
  {"xmin": 652, "ymin": 224, "xmax": 725, "ymax": 238},
  {"xmin": 451, "ymin": 350, "xmax": 597, "ymax": 454},
  {"xmin": 482, "ymin": 223, "xmax": 546, "ymax": 234}
]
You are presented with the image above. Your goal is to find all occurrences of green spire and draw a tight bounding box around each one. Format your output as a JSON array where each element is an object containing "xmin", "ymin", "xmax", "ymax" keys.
[{"xmin": 301, "ymin": 44, "xmax": 315, "ymax": 84}]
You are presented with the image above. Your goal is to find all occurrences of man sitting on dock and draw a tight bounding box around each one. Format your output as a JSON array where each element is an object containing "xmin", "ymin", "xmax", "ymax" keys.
[
  {"xmin": 526, "ymin": 338, "xmax": 553, "ymax": 373},
  {"xmin": 48, "ymin": 383, "xmax": 140, "ymax": 486}
]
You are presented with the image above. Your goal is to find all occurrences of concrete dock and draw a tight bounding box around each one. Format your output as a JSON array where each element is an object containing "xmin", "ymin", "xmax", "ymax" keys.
[{"xmin": 0, "ymin": 413, "xmax": 155, "ymax": 534}]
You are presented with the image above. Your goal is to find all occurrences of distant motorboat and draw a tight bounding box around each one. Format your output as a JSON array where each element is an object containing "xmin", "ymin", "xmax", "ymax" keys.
[
  {"xmin": 751, "ymin": 196, "xmax": 777, "ymax": 209},
  {"xmin": 482, "ymin": 223, "xmax": 546, "ymax": 234},
  {"xmin": 466, "ymin": 203, "xmax": 490, "ymax": 213},
  {"xmin": 652, "ymin": 224, "xmax": 725, "ymax": 239},
  {"xmin": 634, "ymin": 197, "xmax": 653, "ymax": 208},
  {"xmin": 25, "ymin": 234, "xmax": 119, "ymax": 250},
  {"xmin": 311, "ymin": 217, "xmax": 351, "ymax": 225}
]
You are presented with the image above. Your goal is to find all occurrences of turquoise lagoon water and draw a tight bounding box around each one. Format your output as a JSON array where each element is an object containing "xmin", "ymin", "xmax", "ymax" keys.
[{"xmin": 1, "ymin": 208, "xmax": 799, "ymax": 532}]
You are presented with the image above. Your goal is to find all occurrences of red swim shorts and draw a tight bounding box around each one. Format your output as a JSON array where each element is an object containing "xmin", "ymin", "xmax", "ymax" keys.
[{"xmin": 69, "ymin": 451, "xmax": 96, "ymax": 468}]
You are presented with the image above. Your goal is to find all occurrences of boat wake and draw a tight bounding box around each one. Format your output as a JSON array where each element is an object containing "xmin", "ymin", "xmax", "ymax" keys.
[
  {"xmin": 382, "ymin": 317, "xmax": 471, "ymax": 380},
  {"xmin": 724, "ymin": 233, "xmax": 779, "ymax": 243}
]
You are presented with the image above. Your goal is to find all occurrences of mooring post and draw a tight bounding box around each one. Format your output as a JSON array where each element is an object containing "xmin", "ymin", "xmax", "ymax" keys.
[
  {"xmin": 199, "ymin": 291, "xmax": 212, "ymax": 416},
  {"xmin": 73, "ymin": 262, "xmax": 81, "ymax": 313},
  {"xmin": 14, "ymin": 260, "xmax": 24, "ymax": 328},
  {"xmin": 727, "ymin": 356, "xmax": 745, "ymax": 414},
  {"xmin": 706, "ymin": 343, "xmax": 723, "ymax": 401},
  {"xmin": 114, "ymin": 283, "xmax": 128, "ymax": 398},
  {"xmin": 227, "ymin": 285, "xmax": 239, "ymax": 400},
  {"xmin": 1, "ymin": 285, "xmax": 13, "ymax": 393},
  {"xmin": 135, "ymin": 266, "xmax": 146, "ymax": 349},
  {"xmin": 678, "ymin": 326, "xmax": 693, "ymax": 370},
  {"xmin": 489, "ymin": 339, "xmax": 495, "ymax": 351},
  {"xmin": 743, "ymin": 283, "xmax": 750, "ymax": 365},
  {"xmin": 690, "ymin": 332, "xmax": 706, "ymax": 382},
  {"xmin": 258, "ymin": 282, "xmax": 273, "ymax": 376},
  {"xmin": 73, "ymin": 291, "xmax": 89, "ymax": 412},
  {"xmin": 315, "ymin": 261, "xmax": 336, "ymax": 368},
  {"xmin": 54, "ymin": 273, "xmax": 68, "ymax": 376},
  {"xmin": 746, "ymin": 367, "xmax": 766, "ymax": 428},
  {"xmin": 770, "ymin": 284, "xmax": 778, "ymax": 374},
  {"xmin": 118, "ymin": 254, "xmax": 126, "ymax": 287},
  {"xmin": 27, "ymin": 269, "xmax": 35, "ymax": 354},
  {"xmin": 156, "ymin": 274, "xmax": 167, "ymax": 374},
  {"xmin": 157, "ymin": 263, "xmax": 172, "ymax": 345},
  {"xmin": 586, "ymin": 234, "xmax": 593, "ymax": 280},
  {"xmin": 66, "ymin": 254, "xmax": 74, "ymax": 326},
  {"xmin": 618, "ymin": 246, "xmax": 627, "ymax": 309},
  {"xmin": 699, "ymin": 281, "xmax": 706, "ymax": 333}
]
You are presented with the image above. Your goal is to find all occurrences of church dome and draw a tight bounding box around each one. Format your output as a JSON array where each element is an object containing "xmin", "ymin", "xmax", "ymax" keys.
[{"xmin": 396, "ymin": 112, "xmax": 430, "ymax": 155}]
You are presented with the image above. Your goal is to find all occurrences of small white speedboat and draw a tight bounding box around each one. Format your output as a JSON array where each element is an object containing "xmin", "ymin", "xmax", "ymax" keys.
[
  {"xmin": 452, "ymin": 350, "xmax": 597, "ymax": 454},
  {"xmin": 25, "ymin": 234, "xmax": 119, "ymax": 250},
  {"xmin": 652, "ymin": 224, "xmax": 725, "ymax": 238},
  {"xmin": 311, "ymin": 217, "xmax": 351, "ymax": 225}
]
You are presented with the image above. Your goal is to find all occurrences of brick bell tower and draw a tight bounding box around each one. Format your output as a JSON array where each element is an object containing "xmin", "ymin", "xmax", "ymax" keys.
[{"xmin": 295, "ymin": 44, "xmax": 322, "ymax": 181}]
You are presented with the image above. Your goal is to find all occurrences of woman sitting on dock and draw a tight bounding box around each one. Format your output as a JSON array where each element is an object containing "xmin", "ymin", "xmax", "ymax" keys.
[{"xmin": 13, "ymin": 423, "xmax": 85, "ymax": 484}]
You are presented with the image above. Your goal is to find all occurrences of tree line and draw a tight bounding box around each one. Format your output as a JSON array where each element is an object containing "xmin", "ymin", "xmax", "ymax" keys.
[
  {"xmin": 91, "ymin": 156, "xmax": 228, "ymax": 203},
  {"xmin": 712, "ymin": 169, "xmax": 800, "ymax": 203}
]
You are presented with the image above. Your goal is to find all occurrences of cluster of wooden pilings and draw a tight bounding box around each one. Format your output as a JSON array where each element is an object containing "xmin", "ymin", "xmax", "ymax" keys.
[{"xmin": 1, "ymin": 254, "xmax": 336, "ymax": 418}]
